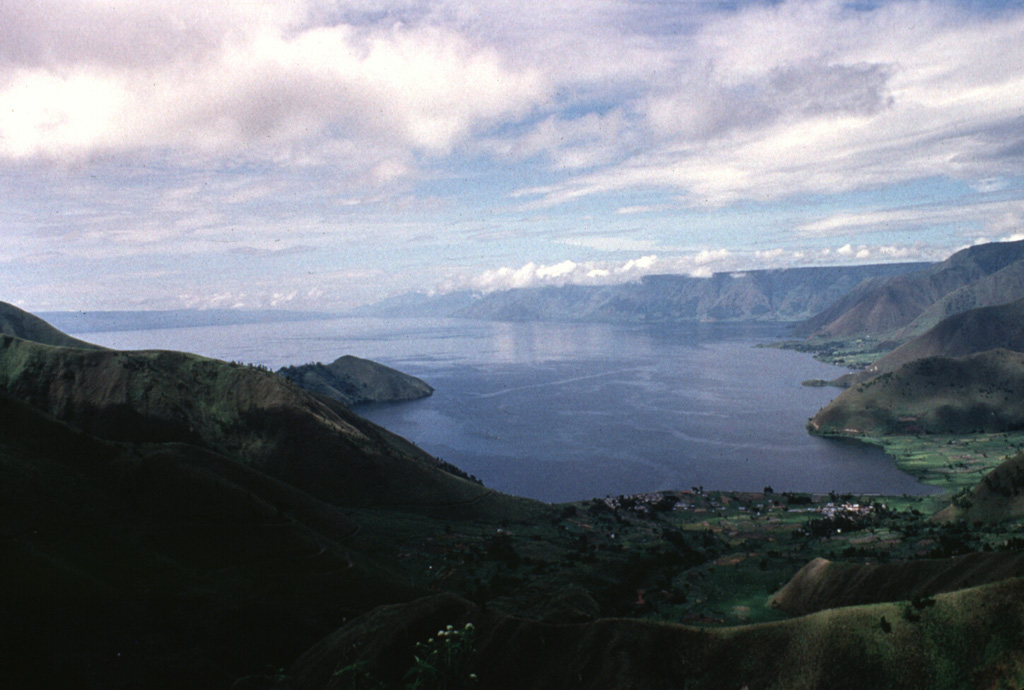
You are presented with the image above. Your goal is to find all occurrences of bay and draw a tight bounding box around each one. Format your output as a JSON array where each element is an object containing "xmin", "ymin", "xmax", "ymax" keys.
[{"xmin": 71, "ymin": 316, "xmax": 938, "ymax": 503}]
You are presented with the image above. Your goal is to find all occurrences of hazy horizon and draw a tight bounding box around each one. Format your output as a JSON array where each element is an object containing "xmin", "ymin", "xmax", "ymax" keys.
[{"xmin": 3, "ymin": 0, "xmax": 1023, "ymax": 312}]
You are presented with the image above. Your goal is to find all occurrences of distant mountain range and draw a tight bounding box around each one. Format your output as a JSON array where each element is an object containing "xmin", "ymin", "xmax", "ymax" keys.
[
  {"xmin": 358, "ymin": 241, "xmax": 1024, "ymax": 354},
  {"xmin": 361, "ymin": 262, "xmax": 932, "ymax": 324}
]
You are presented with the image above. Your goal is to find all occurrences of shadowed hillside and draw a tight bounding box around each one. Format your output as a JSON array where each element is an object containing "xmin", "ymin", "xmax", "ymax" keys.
[
  {"xmin": 7, "ymin": 304, "xmax": 1024, "ymax": 689},
  {"xmin": 878, "ymin": 297, "xmax": 1024, "ymax": 365},
  {"xmin": 0, "ymin": 391, "xmax": 424, "ymax": 690},
  {"xmin": 768, "ymin": 553, "xmax": 1024, "ymax": 616},
  {"xmin": 0, "ymin": 334, "xmax": 514, "ymax": 515},
  {"xmin": 899, "ymin": 258, "xmax": 1024, "ymax": 335},
  {"xmin": 796, "ymin": 240, "xmax": 1024, "ymax": 341},
  {"xmin": 935, "ymin": 451, "xmax": 1024, "ymax": 524},
  {"xmin": 809, "ymin": 349, "xmax": 1024, "ymax": 436},
  {"xmin": 285, "ymin": 582, "xmax": 1024, "ymax": 690},
  {"xmin": 278, "ymin": 354, "xmax": 433, "ymax": 406}
]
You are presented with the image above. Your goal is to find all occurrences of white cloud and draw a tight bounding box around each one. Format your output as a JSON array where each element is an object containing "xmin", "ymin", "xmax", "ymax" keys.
[
  {"xmin": 799, "ymin": 199, "xmax": 1024, "ymax": 236},
  {"xmin": 514, "ymin": 0, "xmax": 1024, "ymax": 207},
  {"xmin": 460, "ymin": 255, "xmax": 663, "ymax": 292},
  {"xmin": 559, "ymin": 236, "xmax": 663, "ymax": 253},
  {"xmin": 0, "ymin": 2, "xmax": 547, "ymax": 166},
  {"xmin": 453, "ymin": 250, "xmax": 735, "ymax": 293}
]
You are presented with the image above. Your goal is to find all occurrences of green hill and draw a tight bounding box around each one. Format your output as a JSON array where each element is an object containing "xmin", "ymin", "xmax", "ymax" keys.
[
  {"xmin": 7, "ymin": 304, "xmax": 1024, "ymax": 688},
  {"xmin": 809, "ymin": 349, "xmax": 1024, "ymax": 436},
  {"xmin": 901, "ymin": 257, "xmax": 1024, "ymax": 337},
  {"xmin": 0, "ymin": 334, "xmax": 505, "ymax": 514},
  {"xmin": 0, "ymin": 390, "xmax": 426, "ymax": 689},
  {"xmin": 935, "ymin": 451, "xmax": 1024, "ymax": 524},
  {"xmin": 286, "ymin": 580, "xmax": 1024, "ymax": 690},
  {"xmin": 0, "ymin": 300, "xmax": 102, "ymax": 349},
  {"xmin": 826, "ymin": 297, "xmax": 1024, "ymax": 387},
  {"xmin": 278, "ymin": 354, "xmax": 433, "ymax": 406},
  {"xmin": 880, "ymin": 297, "xmax": 1024, "ymax": 366},
  {"xmin": 769, "ymin": 553, "xmax": 1024, "ymax": 616}
]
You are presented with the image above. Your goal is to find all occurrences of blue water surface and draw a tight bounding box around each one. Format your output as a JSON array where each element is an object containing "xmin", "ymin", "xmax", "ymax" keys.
[{"xmin": 76, "ymin": 317, "xmax": 937, "ymax": 503}]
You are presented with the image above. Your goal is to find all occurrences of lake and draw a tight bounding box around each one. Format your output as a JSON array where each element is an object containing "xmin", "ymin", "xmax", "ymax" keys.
[{"xmin": 70, "ymin": 316, "xmax": 937, "ymax": 503}]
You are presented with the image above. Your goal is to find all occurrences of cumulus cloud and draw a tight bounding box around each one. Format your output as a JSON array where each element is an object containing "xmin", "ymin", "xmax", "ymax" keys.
[
  {"xmin": 452, "ymin": 251, "xmax": 737, "ymax": 293},
  {"xmin": 448, "ymin": 241, "xmax": 953, "ymax": 295},
  {"xmin": 460, "ymin": 255, "xmax": 661, "ymax": 292}
]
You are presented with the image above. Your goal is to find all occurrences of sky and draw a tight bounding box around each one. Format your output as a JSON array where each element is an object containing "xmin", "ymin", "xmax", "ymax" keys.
[{"xmin": 2, "ymin": 0, "xmax": 1024, "ymax": 312}]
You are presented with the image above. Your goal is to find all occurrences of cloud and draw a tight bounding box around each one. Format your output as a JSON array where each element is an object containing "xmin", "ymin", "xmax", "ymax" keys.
[
  {"xmin": 513, "ymin": 0, "xmax": 1024, "ymax": 207},
  {"xmin": 3, "ymin": 0, "xmax": 1024, "ymax": 313},
  {"xmin": 0, "ymin": 2, "xmax": 546, "ymax": 166},
  {"xmin": 799, "ymin": 199, "xmax": 1024, "ymax": 236},
  {"xmin": 447, "ymin": 240, "xmax": 953, "ymax": 295},
  {"xmin": 451, "ymin": 251, "xmax": 734, "ymax": 293},
  {"xmin": 558, "ymin": 236, "xmax": 663, "ymax": 252},
  {"xmin": 459, "ymin": 255, "xmax": 663, "ymax": 292}
]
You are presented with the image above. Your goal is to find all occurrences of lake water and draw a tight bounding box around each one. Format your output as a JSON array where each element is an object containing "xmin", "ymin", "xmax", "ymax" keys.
[{"xmin": 71, "ymin": 317, "xmax": 937, "ymax": 503}]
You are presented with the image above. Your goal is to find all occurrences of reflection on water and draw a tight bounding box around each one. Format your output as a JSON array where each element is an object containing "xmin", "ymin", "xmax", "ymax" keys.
[{"xmin": 78, "ymin": 317, "xmax": 940, "ymax": 503}]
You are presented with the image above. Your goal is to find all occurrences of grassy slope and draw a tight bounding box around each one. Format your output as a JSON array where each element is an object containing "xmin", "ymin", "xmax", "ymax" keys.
[
  {"xmin": 824, "ymin": 297, "xmax": 1024, "ymax": 388},
  {"xmin": 809, "ymin": 349, "xmax": 1024, "ymax": 436},
  {"xmin": 0, "ymin": 392, "xmax": 424, "ymax": 690},
  {"xmin": 8, "ymin": 304, "xmax": 1024, "ymax": 688},
  {"xmin": 902, "ymin": 257, "xmax": 1024, "ymax": 337},
  {"xmin": 0, "ymin": 334, "xmax": 527, "ymax": 515},
  {"xmin": 936, "ymin": 450, "xmax": 1024, "ymax": 524},
  {"xmin": 286, "ymin": 578, "xmax": 1024, "ymax": 690},
  {"xmin": 0, "ymin": 300, "xmax": 102, "ymax": 350},
  {"xmin": 769, "ymin": 552, "xmax": 1024, "ymax": 616}
]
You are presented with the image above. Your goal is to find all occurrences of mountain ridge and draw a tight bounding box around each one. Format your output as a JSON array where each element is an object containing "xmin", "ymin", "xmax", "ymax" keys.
[
  {"xmin": 796, "ymin": 240, "xmax": 1024, "ymax": 342},
  {"xmin": 359, "ymin": 262, "xmax": 931, "ymax": 324}
]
